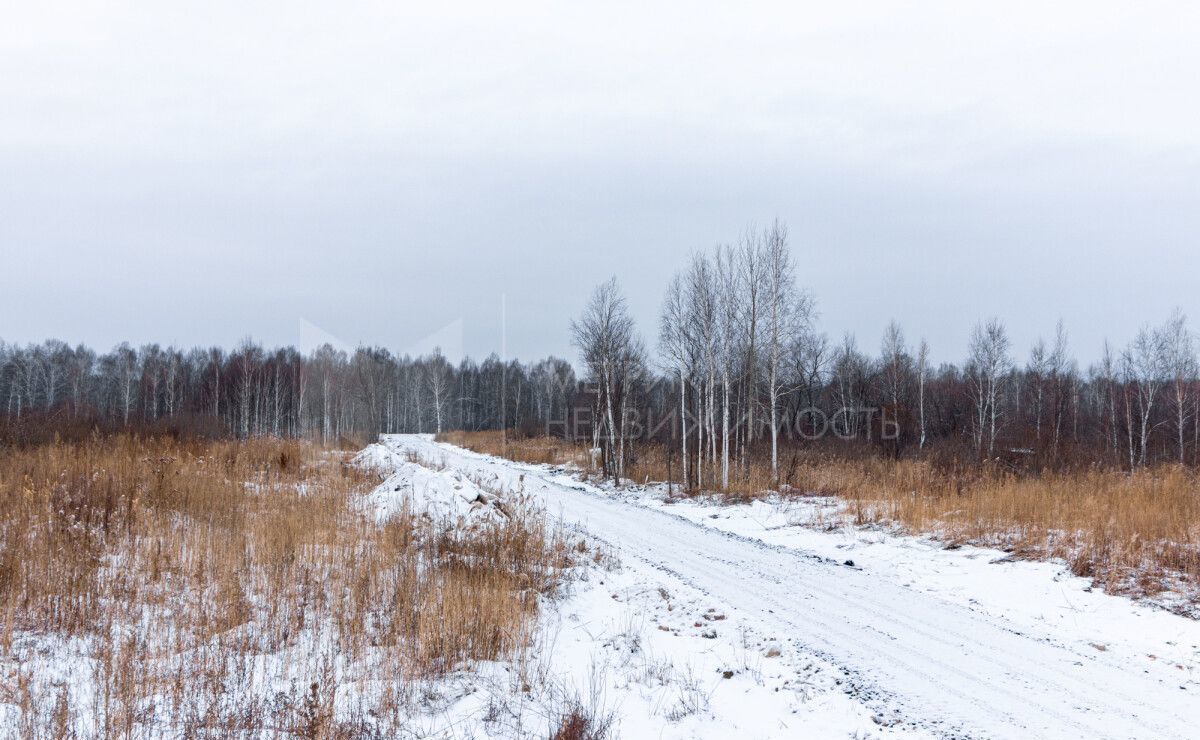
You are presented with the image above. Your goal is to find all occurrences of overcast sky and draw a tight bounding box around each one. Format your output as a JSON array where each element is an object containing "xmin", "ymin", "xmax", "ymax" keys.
[{"xmin": 2, "ymin": 1, "xmax": 1198, "ymax": 366}]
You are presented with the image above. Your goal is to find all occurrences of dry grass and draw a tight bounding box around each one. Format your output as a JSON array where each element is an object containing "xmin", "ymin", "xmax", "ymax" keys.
[
  {"xmin": 0, "ymin": 434, "xmax": 573, "ymax": 736},
  {"xmin": 438, "ymin": 432, "xmax": 1200, "ymax": 608},
  {"xmin": 800, "ymin": 458, "xmax": 1200, "ymax": 603},
  {"xmin": 746, "ymin": 454, "xmax": 1199, "ymax": 605},
  {"xmin": 549, "ymin": 704, "xmax": 612, "ymax": 740},
  {"xmin": 436, "ymin": 431, "xmax": 590, "ymax": 468}
]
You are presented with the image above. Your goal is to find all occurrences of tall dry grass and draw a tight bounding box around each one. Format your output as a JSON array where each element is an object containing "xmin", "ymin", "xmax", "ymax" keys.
[
  {"xmin": 0, "ymin": 434, "xmax": 573, "ymax": 736},
  {"xmin": 435, "ymin": 430, "xmax": 589, "ymax": 468},
  {"xmin": 799, "ymin": 457, "xmax": 1200, "ymax": 601}
]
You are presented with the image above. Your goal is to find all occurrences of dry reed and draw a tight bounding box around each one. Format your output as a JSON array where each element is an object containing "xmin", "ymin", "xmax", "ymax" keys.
[
  {"xmin": 0, "ymin": 434, "xmax": 574, "ymax": 736},
  {"xmin": 435, "ymin": 431, "xmax": 589, "ymax": 468}
]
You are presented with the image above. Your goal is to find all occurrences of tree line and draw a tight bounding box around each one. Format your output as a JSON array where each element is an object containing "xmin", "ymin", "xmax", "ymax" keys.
[
  {"xmin": 5, "ymin": 219, "xmax": 1198, "ymax": 482},
  {"xmin": 0, "ymin": 340, "xmax": 576, "ymax": 445}
]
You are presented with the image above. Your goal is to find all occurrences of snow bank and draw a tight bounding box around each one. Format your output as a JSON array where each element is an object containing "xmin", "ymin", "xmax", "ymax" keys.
[{"xmin": 355, "ymin": 440, "xmax": 511, "ymax": 524}]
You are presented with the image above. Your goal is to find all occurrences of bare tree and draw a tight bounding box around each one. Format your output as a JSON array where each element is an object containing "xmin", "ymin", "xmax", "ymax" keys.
[
  {"xmin": 684, "ymin": 253, "xmax": 719, "ymax": 488},
  {"xmin": 714, "ymin": 245, "xmax": 742, "ymax": 489},
  {"xmin": 832, "ymin": 334, "xmax": 868, "ymax": 439},
  {"xmin": 311, "ymin": 344, "xmax": 344, "ymax": 443},
  {"xmin": 1027, "ymin": 337, "xmax": 1049, "ymax": 443},
  {"xmin": 916, "ymin": 338, "xmax": 929, "ymax": 450},
  {"xmin": 659, "ymin": 272, "xmax": 692, "ymax": 488},
  {"xmin": 791, "ymin": 329, "xmax": 829, "ymax": 421},
  {"xmin": 736, "ymin": 227, "xmax": 765, "ymax": 473},
  {"xmin": 1098, "ymin": 340, "xmax": 1120, "ymax": 464},
  {"xmin": 233, "ymin": 339, "xmax": 260, "ymax": 438},
  {"xmin": 762, "ymin": 220, "xmax": 811, "ymax": 483},
  {"xmin": 571, "ymin": 277, "xmax": 642, "ymax": 482},
  {"xmin": 1162, "ymin": 309, "xmax": 1195, "ymax": 464},
  {"xmin": 879, "ymin": 320, "xmax": 912, "ymax": 449},
  {"xmin": 967, "ymin": 318, "xmax": 1011, "ymax": 458},
  {"xmin": 115, "ymin": 343, "xmax": 139, "ymax": 427},
  {"xmin": 1124, "ymin": 323, "xmax": 1168, "ymax": 467},
  {"xmin": 70, "ymin": 345, "xmax": 95, "ymax": 418},
  {"xmin": 1046, "ymin": 321, "xmax": 1071, "ymax": 456},
  {"xmin": 423, "ymin": 348, "xmax": 453, "ymax": 434}
]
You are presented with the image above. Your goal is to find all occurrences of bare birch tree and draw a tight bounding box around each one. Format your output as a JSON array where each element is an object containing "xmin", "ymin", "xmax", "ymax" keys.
[
  {"xmin": 916, "ymin": 338, "xmax": 929, "ymax": 450},
  {"xmin": 967, "ymin": 318, "xmax": 1011, "ymax": 458},
  {"xmin": 572, "ymin": 277, "xmax": 642, "ymax": 483},
  {"xmin": 659, "ymin": 272, "xmax": 693, "ymax": 488},
  {"xmin": 761, "ymin": 220, "xmax": 811, "ymax": 482},
  {"xmin": 1125, "ymin": 324, "xmax": 1167, "ymax": 467},
  {"xmin": 1162, "ymin": 310, "xmax": 1195, "ymax": 464}
]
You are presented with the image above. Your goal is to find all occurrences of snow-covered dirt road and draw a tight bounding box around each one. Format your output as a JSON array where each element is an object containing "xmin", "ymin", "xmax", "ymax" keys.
[{"xmin": 385, "ymin": 435, "xmax": 1196, "ymax": 739}]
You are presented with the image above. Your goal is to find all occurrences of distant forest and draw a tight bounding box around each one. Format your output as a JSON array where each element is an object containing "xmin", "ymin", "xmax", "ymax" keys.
[
  {"xmin": 4, "ymin": 222, "xmax": 1197, "ymax": 475},
  {"xmin": 0, "ymin": 339, "xmax": 577, "ymax": 446}
]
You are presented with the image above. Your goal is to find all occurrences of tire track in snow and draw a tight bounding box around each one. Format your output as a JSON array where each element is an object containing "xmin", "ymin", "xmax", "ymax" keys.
[{"xmin": 394, "ymin": 436, "xmax": 1194, "ymax": 740}]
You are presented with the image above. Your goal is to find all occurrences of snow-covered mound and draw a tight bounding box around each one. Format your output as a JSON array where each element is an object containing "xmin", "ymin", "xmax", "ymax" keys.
[
  {"xmin": 351, "ymin": 439, "xmax": 408, "ymax": 473},
  {"xmin": 355, "ymin": 440, "xmax": 510, "ymax": 524}
]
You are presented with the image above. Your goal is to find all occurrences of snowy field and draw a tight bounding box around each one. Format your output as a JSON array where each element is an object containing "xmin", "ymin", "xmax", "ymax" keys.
[
  {"xmin": 6, "ymin": 435, "xmax": 1194, "ymax": 738},
  {"xmin": 376, "ymin": 434, "xmax": 1199, "ymax": 739}
]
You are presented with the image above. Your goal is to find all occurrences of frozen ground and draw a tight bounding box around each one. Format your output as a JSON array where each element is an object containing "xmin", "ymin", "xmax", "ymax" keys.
[{"xmin": 382, "ymin": 434, "xmax": 1199, "ymax": 739}]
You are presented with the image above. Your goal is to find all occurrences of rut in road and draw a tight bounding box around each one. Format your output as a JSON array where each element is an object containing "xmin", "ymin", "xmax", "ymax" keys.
[{"xmin": 390, "ymin": 435, "xmax": 1195, "ymax": 740}]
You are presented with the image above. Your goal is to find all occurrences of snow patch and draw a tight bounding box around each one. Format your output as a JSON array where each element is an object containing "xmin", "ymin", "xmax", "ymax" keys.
[{"xmin": 355, "ymin": 439, "xmax": 512, "ymax": 524}]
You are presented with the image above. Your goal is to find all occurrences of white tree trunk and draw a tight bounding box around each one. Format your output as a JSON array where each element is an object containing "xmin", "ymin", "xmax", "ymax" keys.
[
  {"xmin": 680, "ymin": 370, "xmax": 688, "ymax": 489},
  {"xmin": 721, "ymin": 373, "xmax": 730, "ymax": 489}
]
